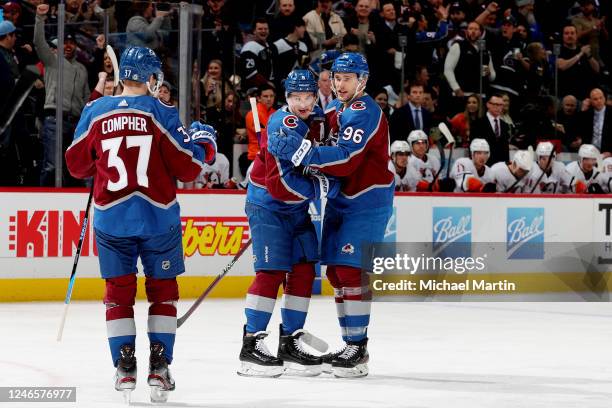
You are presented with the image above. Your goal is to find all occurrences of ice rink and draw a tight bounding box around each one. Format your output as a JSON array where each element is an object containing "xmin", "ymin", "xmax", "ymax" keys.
[{"xmin": 2, "ymin": 298, "xmax": 612, "ymax": 407}]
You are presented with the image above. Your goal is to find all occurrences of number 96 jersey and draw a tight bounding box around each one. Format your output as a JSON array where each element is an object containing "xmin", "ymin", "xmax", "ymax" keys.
[{"xmin": 65, "ymin": 95, "xmax": 205, "ymax": 237}]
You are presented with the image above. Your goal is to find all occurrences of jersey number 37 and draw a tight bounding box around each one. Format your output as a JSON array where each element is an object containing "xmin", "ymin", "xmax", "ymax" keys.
[{"xmin": 101, "ymin": 135, "xmax": 152, "ymax": 191}]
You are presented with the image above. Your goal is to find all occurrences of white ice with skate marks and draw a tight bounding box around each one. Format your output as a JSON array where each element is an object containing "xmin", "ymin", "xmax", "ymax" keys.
[{"xmin": 1, "ymin": 299, "xmax": 612, "ymax": 407}]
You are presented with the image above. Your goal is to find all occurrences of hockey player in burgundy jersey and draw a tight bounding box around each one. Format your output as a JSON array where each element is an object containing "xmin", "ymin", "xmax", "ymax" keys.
[
  {"xmin": 268, "ymin": 53, "xmax": 394, "ymax": 378},
  {"xmin": 65, "ymin": 46, "xmax": 216, "ymax": 403},
  {"xmin": 239, "ymin": 69, "xmax": 339, "ymax": 378}
]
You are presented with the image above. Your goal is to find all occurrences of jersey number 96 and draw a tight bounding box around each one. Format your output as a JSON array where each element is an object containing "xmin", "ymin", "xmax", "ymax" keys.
[{"xmin": 342, "ymin": 126, "xmax": 364, "ymax": 143}]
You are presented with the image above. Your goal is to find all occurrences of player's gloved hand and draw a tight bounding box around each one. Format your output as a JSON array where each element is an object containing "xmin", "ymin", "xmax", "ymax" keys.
[
  {"xmin": 267, "ymin": 127, "xmax": 313, "ymax": 166},
  {"xmin": 481, "ymin": 182, "xmax": 497, "ymax": 193},
  {"xmin": 438, "ymin": 177, "xmax": 456, "ymax": 192},
  {"xmin": 189, "ymin": 121, "xmax": 217, "ymax": 165},
  {"xmin": 574, "ymin": 180, "xmax": 587, "ymax": 194},
  {"xmin": 588, "ymin": 183, "xmax": 604, "ymax": 194},
  {"xmin": 308, "ymin": 168, "xmax": 340, "ymax": 199},
  {"xmin": 465, "ymin": 177, "xmax": 484, "ymax": 192},
  {"xmin": 416, "ymin": 180, "xmax": 430, "ymax": 192}
]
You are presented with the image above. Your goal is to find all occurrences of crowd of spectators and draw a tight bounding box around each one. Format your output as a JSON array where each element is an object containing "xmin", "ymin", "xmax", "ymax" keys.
[{"xmin": 0, "ymin": 0, "xmax": 610, "ymax": 190}]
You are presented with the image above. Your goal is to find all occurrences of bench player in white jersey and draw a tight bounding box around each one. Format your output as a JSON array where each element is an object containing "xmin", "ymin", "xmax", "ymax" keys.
[
  {"xmin": 600, "ymin": 157, "xmax": 612, "ymax": 193},
  {"xmin": 490, "ymin": 150, "xmax": 534, "ymax": 192},
  {"xmin": 526, "ymin": 142, "xmax": 572, "ymax": 194},
  {"xmin": 566, "ymin": 144, "xmax": 608, "ymax": 194},
  {"xmin": 390, "ymin": 140, "xmax": 421, "ymax": 191},
  {"xmin": 407, "ymin": 130, "xmax": 440, "ymax": 190},
  {"xmin": 449, "ymin": 138, "xmax": 496, "ymax": 192}
]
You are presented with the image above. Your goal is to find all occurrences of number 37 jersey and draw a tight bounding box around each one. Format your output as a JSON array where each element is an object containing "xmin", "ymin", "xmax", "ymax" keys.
[{"xmin": 65, "ymin": 95, "xmax": 205, "ymax": 237}]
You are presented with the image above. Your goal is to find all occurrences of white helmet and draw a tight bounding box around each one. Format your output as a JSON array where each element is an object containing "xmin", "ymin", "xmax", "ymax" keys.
[
  {"xmin": 513, "ymin": 150, "xmax": 533, "ymax": 171},
  {"xmin": 578, "ymin": 144, "xmax": 600, "ymax": 160},
  {"xmin": 390, "ymin": 140, "xmax": 410, "ymax": 154},
  {"xmin": 535, "ymin": 141, "xmax": 555, "ymax": 158},
  {"xmin": 407, "ymin": 130, "xmax": 428, "ymax": 150},
  {"xmin": 603, "ymin": 157, "xmax": 612, "ymax": 173},
  {"xmin": 469, "ymin": 138, "xmax": 490, "ymax": 153}
]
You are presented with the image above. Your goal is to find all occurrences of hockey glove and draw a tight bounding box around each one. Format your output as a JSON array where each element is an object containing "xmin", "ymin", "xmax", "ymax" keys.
[
  {"xmin": 416, "ymin": 180, "xmax": 430, "ymax": 192},
  {"xmin": 267, "ymin": 127, "xmax": 313, "ymax": 166},
  {"xmin": 465, "ymin": 177, "xmax": 484, "ymax": 192},
  {"xmin": 481, "ymin": 182, "xmax": 497, "ymax": 193},
  {"xmin": 308, "ymin": 168, "xmax": 340, "ymax": 199},
  {"xmin": 574, "ymin": 180, "xmax": 587, "ymax": 194},
  {"xmin": 437, "ymin": 177, "xmax": 456, "ymax": 192},
  {"xmin": 588, "ymin": 183, "xmax": 604, "ymax": 194},
  {"xmin": 190, "ymin": 121, "xmax": 217, "ymax": 165}
]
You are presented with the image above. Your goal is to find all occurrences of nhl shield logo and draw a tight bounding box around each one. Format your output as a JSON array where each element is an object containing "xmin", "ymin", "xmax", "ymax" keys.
[{"xmin": 341, "ymin": 243, "xmax": 355, "ymax": 254}]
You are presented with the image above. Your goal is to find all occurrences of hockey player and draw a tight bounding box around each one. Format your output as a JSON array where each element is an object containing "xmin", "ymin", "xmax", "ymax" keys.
[
  {"xmin": 566, "ymin": 144, "xmax": 608, "ymax": 194},
  {"xmin": 448, "ymin": 138, "xmax": 496, "ymax": 192},
  {"xmin": 65, "ymin": 46, "xmax": 216, "ymax": 403},
  {"xmin": 390, "ymin": 140, "xmax": 421, "ymax": 191},
  {"xmin": 490, "ymin": 150, "xmax": 534, "ymax": 193},
  {"xmin": 268, "ymin": 52, "xmax": 395, "ymax": 378},
  {"xmin": 239, "ymin": 69, "xmax": 339, "ymax": 378},
  {"xmin": 526, "ymin": 142, "xmax": 572, "ymax": 194},
  {"xmin": 407, "ymin": 130, "xmax": 441, "ymax": 191}
]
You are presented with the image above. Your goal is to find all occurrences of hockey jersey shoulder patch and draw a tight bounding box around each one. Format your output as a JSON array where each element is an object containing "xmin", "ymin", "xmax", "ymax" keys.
[
  {"xmin": 282, "ymin": 114, "xmax": 299, "ymax": 128},
  {"xmin": 350, "ymin": 101, "xmax": 366, "ymax": 111}
]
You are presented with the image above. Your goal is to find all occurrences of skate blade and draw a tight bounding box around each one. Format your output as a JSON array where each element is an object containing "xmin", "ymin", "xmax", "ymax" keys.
[
  {"xmin": 237, "ymin": 361, "xmax": 284, "ymax": 378},
  {"xmin": 115, "ymin": 377, "xmax": 136, "ymax": 391},
  {"xmin": 121, "ymin": 390, "xmax": 132, "ymax": 405},
  {"xmin": 332, "ymin": 363, "xmax": 369, "ymax": 378},
  {"xmin": 321, "ymin": 362, "xmax": 332, "ymax": 374},
  {"xmin": 283, "ymin": 361, "xmax": 322, "ymax": 377},
  {"xmin": 150, "ymin": 386, "xmax": 169, "ymax": 403}
]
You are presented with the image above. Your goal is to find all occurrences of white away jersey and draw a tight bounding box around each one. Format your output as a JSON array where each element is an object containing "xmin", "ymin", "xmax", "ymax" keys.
[
  {"xmin": 526, "ymin": 161, "xmax": 572, "ymax": 194},
  {"xmin": 566, "ymin": 161, "xmax": 610, "ymax": 193},
  {"xmin": 196, "ymin": 152, "xmax": 230, "ymax": 188},
  {"xmin": 450, "ymin": 157, "xmax": 494, "ymax": 192},
  {"xmin": 409, "ymin": 153, "xmax": 441, "ymax": 182},
  {"xmin": 490, "ymin": 161, "xmax": 535, "ymax": 193},
  {"xmin": 389, "ymin": 160, "xmax": 422, "ymax": 192}
]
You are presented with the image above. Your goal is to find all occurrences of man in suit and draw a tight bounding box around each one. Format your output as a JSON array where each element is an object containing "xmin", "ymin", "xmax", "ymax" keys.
[
  {"xmin": 470, "ymin": 93, "xmax": 510, "ymax": 165},
  {"xmin": 579, "ymin": 88, "xmax": 611, "ymax": 157},
  {"xmin": 389, "ymin": 82, "xmax": 432, "ymax": 142},
  {"xmin": 316, "ymin": 69, "xmax": 334, "ymax": 110}
]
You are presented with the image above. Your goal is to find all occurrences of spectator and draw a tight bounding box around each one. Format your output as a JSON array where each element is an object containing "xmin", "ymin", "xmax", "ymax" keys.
[
  {"xmin": 89, "ymin": 72, "xmax": 116, "ymax": 101},
  {"xmin": 580, "ymin": 88, "xmax": 611, "ymax": 156},
  {"xmin": 205, "ymin": 90, "xmax": 244, "ymax": 169},
  {"xmin": 240, "ymin": 18, "xmax": 274, "ymax": 90},
  {"xmin": 449, "ymin": 94, "xmax": 482, "ymax": 147},
  {"xmin": 316, "ymin": 69, "xmax": 333, "ymax": 110},
  {"xmin": 514, "ymin": 0, "xmax": 542, "ymax": 43},
  {"xmin": 201, "ymin": 0, "xmax": 241, "ymax": 73},
  {"xmin": 447, "ymin": 1, "xmax": 467, "ymax": 40},
  {"xmin": 126, "ymin": 1, "xmax": 172, "ymax": 51},
  {"xmin": 444, "ymin": 21, "xmax": 495, "ymax": 113},
  {"xmin": 0, "ymin": 20, "xmax": 19, "ymax": 180},
  {"xmin": 558, "ymin": 95, "xmax": 582, "ymax": 152},
  {"xmin": 389, "ymin": 82, "xmax": 432, "ymax": 142},
  {"xmin": 500, "ymin": 93, "xmax": 515, "ymax": 136},
  {"xmin": 200, "ymin": 59, "xmax": 232, "ymax": 111},
  {"xmin": 572, "ymin": 0, "xmax": 608, "ymax": 66},
  {"xmin": 272, "ymin": 15, "xmax": 308, "ymax": 98},
  {"xmin": 375, "ymin": 2, "xmax": 410, "ymax": 90},
  {"xmin": 470, "ymin": 93, "xmax": 510, "ymax": 165},
  {"xmin": 158, "ymin": 81, "xmax": 176, "ymax": 106},
  {"xmin": 373, "ymin": 88, "xmax": 394, "ymax": 119},
  {"xmin": 344, "ymin": 0, "xmax": 378, "ymax": 56},
  {"xmin": 303, "ymin": 0, "xmax": 346, "ymax": 57},
  {"xmin": 269, "ymin": 0, "xmax": 297, "ymax": 42},
  {"xmin": 522, "ymin": 41, "xmax": 550, "ymax": 101},
  {"xmin": 242, "ymin": 84, "xmax": 276, "ymax": 177},
  {"xmin": 34, "ymin": 3, "xmax": 89, "ymax": 186},
  {"xmin": 88, "ymin": 34, "xmax": 115, "ymax": 90},
  {"xmin": 557, "ymin": 24, "xmax": 599, "ymax": 100}
]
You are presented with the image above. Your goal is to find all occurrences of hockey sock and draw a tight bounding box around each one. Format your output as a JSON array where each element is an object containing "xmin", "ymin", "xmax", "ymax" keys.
[
  {"xmin": 326, "ymin": 266, "xmax": 348, "ymax": 341},
  {"xmin": 104, "ymin": 274, "xmax": 137, "ymax": 367},
  {"xmin": 145, "ymin": 277, "xmax": 179, "ymax": 364},
  {"xmin": 281, "ymin": 263, "xmax": 315, "ymax": 334},
  {"xmin": 245, "ymin": 270, "xmax": 285, "ymax": 334},
  {"xmin": 336, "ymin": 266, "xmax": 371, "ymax": 342}
]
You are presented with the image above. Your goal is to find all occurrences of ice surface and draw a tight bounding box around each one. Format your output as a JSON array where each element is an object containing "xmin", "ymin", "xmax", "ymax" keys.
[{"xmin": 1, "ymin": 299, "xmax": 611, "ymax": 407}]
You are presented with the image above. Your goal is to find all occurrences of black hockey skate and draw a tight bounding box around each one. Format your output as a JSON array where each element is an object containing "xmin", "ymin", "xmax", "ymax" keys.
[
  {"xmin": 237, "ymin": 325, "xmax": 284, "ymax": 378},
  {"xmin": 321, "ymin": 343, "xmax": 348, "ymax": 374},
  {"xmin": 147, "ymin": 342, "xmax": 175, "ymax": 403},
  {"xmin": 331, "ymin": 338, "xmax": 369, "ymax": 378},
  {"xmin": 114, "ymin": 344, "xmax": 136, "ymax": 404},
  {"xmin": 277, "ymin": 325, "xmax": 323, "ymax": 376}
]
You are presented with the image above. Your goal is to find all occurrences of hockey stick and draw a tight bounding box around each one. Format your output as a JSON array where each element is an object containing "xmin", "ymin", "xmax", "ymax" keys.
[
  {"xmin": 177, "ymin": 239, "xmax": 252, "ymax": 328},
  {"xmin": 105, "ymin": 44, "xmax": 120, "ymax": 88},
  {"xmin": 529, "ymin": 147, "xmax": 556, "ymax": 193},
  {"xmin": 249, "ymin": 97, "xmax": 262, "ymax": 145},
  {"xmin": 429, "ymin": 123, "xmax": 455, "ymax": 189},
  {"xmin": 57, "ymin": 184, "xmax": 94, "ymax": 342}
]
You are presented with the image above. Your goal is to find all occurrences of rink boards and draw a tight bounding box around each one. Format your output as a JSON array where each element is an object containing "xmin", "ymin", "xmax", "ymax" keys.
[{"xmin": 1, "ymin": 189, "xmax": 611, "ymax": 301}]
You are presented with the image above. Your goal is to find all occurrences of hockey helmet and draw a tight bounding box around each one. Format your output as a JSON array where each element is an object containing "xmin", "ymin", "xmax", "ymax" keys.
[
  {"xmin": 602, "ymin": 157, "xmax": 612, "ymax": 173},
  {"xmin": 469, "ymin": 138, "xmax": 490, "ymax": 153},
  {"xmin": 407, "ymin": 130, "xmax": 428, "ymax": 149},
  {"xmin": 578, "ymin": 144, "xmax": 600, "ymax": 160},
  {"xmin": 284, "ymin": 69, "xmax": 317, "ymax": 96},
  {"xmin": 535, "ymin": 141, "xmax": 555, "ymax": 158},
  {"xmin": 391, "ymin": 140, "xmax": 410, "ymax": 154},
  {"xmin": 513, "ymin": 150, "xmax": 533, "ymax": 171},
  {"xmin": 119, "ymin": 46, "xmax": 163, "ymax": 95},
  {"xmin": 331, "ymin": 52, "xmax": 369, "ymax": 77}
]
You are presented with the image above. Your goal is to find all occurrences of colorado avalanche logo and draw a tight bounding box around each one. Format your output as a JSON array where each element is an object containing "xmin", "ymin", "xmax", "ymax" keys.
[
  {"xmin": 350, "ymin": 101, "xmax": 366, "ymax": 111},
  {"xmin": 283, "ymin": 115, "xmax": 299, "ymax": 128}
]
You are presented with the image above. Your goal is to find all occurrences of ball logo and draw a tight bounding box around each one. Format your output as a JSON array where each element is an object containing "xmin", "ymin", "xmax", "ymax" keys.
[
  {"xmin": 432, "ymin": 207, "xmax": 472, "ymax": 258},
  {"xmin": 507, "ymin": 208, "xmax": 544, "ymax": 259},
  {"xmin": 350, "ymin": 101, "xmax": 366, "ymax": 111},
  {"xmin": 283, "ymin": 115, "xmax": 299, "ymax": 128}
]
